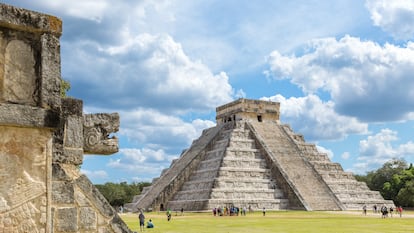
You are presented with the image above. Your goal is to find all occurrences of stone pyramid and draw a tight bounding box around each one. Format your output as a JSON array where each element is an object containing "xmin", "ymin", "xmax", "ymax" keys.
[{"xmin": 126, "ymin": 99, "xmax": 394, "ymax": 212}]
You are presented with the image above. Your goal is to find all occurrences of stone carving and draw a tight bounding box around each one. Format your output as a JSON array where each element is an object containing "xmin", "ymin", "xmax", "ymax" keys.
[
  {"xmin": 0, "ymin": 4, "xmax": 131, "ymax": 232},
  {"xmin": 127, "ymin": 98, "xmax": 394, "ymax": 212},
  {"xmin": 0, "ymin": 128, "xmax": 51, "ymax": 233},
  {"xmin": 83, "ymin": 113, "xmax": 120, "ymax": 155},
  {"xmin": 4, "ymin": 40, "xmax": 36, "ymax": 105}
]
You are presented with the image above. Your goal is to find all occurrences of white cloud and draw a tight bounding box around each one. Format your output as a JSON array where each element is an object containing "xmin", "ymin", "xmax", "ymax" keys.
[
  {"xmin": 262, "ymin": 94, "xmax": 368, "ymax": 141},
  {"xmin": 366, "ymin": 0, "xmax": 414, "ymax": 40},
  {"xmin": 354, "ymin": 128, "xmax": 414, "ymax": 172},
  {"xmin": 65, "ymin": 33, "xmax": 233, "ymax": 113},
  {"xmin": 341, "ymin": 152, "xmax": 351, "ymax": 160},
  {"xmin": 119, "ymin": 108, "xmax": 216, "ymax": 151},
  {"xmin": 108, "ymin": 147, "xmax": 176, "ymax": 177},
  {"xmin": 30, "ymin": 0, "xmax": 109, "ymax": 22},
  {"xmin": 266, "ymin": 35, "xmax": 414, "ymax": 122},
  {"xmin": 80, "ymin": 169, "xmax": 108, "ymax": 179},
  {"xmin": 316, "ymin": 145, "xmax": 334, "ymax": 159}
]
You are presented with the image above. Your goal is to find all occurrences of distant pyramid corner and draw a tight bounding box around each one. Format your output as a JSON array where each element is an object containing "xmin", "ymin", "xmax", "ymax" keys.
[{"xmin": 125, "ymin": 98, "xmax": 394, "ymax": 212}]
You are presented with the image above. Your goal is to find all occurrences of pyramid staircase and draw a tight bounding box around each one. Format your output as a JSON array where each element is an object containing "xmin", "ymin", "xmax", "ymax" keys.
[
  {"xmin": 167, "ymin": 121, "xmax": 289, "ymax": 211},
  {"xmin": 283, "ymin": 125, "xmax": 394, "ymax": 209}
]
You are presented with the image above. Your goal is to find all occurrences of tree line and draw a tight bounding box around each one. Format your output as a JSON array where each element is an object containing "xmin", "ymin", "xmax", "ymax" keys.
[
  {"xmin": 95, "ymin": 181, "xmax": 151, "ymax": 207},
  {"xmin": 355, "ymin": 159, "xmax": 414, "ymax": 207}
]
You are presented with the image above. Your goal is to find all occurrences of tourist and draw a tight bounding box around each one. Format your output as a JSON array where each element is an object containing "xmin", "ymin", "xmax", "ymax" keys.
[
  {"xmin": 262, "ymin": 207, "xmax": 266, "ymax": 216},
  {"xmin": 181, "ymin": 207, "xmax": 184, "ymax": 216},
  {"xmin": 167, "ymin": 209, "xmax": 172, "ymax": 221},
  {"xmin": 138, "ymin": 211, "xmax": 145, "ymax": 232},
  {"xmin": 213, "ymin": 207, "xmax": 217, "ymax": 216},
  {"xmin": 242, "ymin": 206, "xmax": 246, "ymax": 216},
  {"xmin": 147, "ymin": 219, "xmax": 154, "ymax": 228},
  {"xmin": 397, "ymin": 206, "xmax": 403, "ymax": 217},
  {"xmin": 380, "ymin": 205, "xmax": 388, "ymax": 218},
  {"xmin": 389, "ymin": 206, "xmax": 394, "ymax": 217},
  {"xmin": 362, "ymin": 205, "xmax": 367, "ymax": 215}
]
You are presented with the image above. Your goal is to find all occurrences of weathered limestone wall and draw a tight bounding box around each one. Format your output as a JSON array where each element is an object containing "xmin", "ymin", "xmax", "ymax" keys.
[
  {"xmin": 52, "ymin": 98, "xmax": 130, "ymax": 233},
  {"xmin": 0, "ymin": 4, "xmax": 132, "ymax": 233},
  {"xmin": 0, "ymin": 4, "xmax": 61, "ymax": 232}
]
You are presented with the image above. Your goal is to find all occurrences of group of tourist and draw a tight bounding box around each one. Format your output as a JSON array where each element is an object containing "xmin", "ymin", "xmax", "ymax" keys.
[
  {"xmin": 212, "ymin": 205, "xmax": 259, "ymax": 216},
  {"xmin": 363, "ymin": 204, "xmax": 403, "ymax": 218}
]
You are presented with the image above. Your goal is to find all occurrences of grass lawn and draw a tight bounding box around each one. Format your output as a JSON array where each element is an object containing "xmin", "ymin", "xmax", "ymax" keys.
[{"xmin": 120, "ymin": 210, "xmax": 414, "ymax": 233}]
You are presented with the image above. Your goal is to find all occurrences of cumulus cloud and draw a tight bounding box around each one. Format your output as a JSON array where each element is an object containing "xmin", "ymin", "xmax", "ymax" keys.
[
  {"xmin": 316, "ymin": 145, "xmax": 334, "ymax": 160},
  {"xmin": 266, "ymin": 35, "xmax": 414, "ymax": 122},
  {"xmin": 341, "ymin": 152, "xmax": 351, "ymax": 160},
  {"xmin": 108, "ymin": 147, "xmax": 177, "ymax": 177},
  {"xmin": 64, "ymin": 33, "xmax": 233, "ymax": 113},
  {"xmin": 119, "ymin": 108, "xmax": 216, "ymax": 152},
  {"xmin": 262, "ymin": 94, "xmax": 368, "ymax": 141},
  {"xmin": 366, "ymin": 0, "xmax": 414, "ymax": 40},
  {"xmin": 353, "ymin": 129, "xmax": 414, "ymax": 172},
  {"xmin": 80, "ymin": 169, "xmax": 108, "ymax": 180}
]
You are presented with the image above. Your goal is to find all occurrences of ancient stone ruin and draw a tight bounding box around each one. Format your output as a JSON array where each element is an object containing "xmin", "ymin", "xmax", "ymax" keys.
[
  {"xmin": 0, "ymin": 4, "xmax": 131, "ymax": 233},
  {"xmin": 127, "ymin": 98, "xmax": 394, "ymax": 212}
]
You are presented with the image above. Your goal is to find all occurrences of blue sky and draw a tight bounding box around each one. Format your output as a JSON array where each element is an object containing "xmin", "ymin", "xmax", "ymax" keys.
[{"xmin": 6, "ymin": 0, "xmax": 414, "ymax": 184}]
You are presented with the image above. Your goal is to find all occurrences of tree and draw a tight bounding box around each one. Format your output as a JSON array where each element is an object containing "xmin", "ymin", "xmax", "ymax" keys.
[
  {"xmin": 357, "ymin": 159, "xmax": 414, "ymax": 207},
  {"xmin": 395, "ymin": 166, "xmax": 414, "ymax": 206},
  {"xmin": 95, "ymin": 181, "xmax": 151, "ymax": 207},
  {"xmin": 365, "ymin": 159, "xmax": 407, "ymax": 200}
]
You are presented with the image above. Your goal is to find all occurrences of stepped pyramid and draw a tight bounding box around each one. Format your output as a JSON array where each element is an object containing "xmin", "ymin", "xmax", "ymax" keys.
[{"xmin": 125, "ymin": 99, "xmax": 394, "ymax": 212}]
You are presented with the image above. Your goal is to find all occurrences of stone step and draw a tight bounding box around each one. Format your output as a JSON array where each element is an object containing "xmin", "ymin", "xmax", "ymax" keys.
[
  {"xmin": 304, "ymin": 153, "xmax": 331, "ymax": 162},
  {"xmin": 319, "ymin": 171, "xmax": 355, "ymax": 180},
  {"xmin": 328, "ymin": 182, "xmax": 370, "ymax": 191},
  {"xmin": 173, "ymin": 189, "xmax": 211, "ymax": 200},
  {"xmin": 335, "ymin": 192, "xmax": 385, "ymax": 200},
  {"xmin": 189, "ymin": 168, "xmax": 219, "ymax": 180},
  {"xmin": 210, "ymin": 188, "xmax": 284, "ymax": 199},
  {"xmin": 205, "ymin": 148, "xmax": 226, "ymax": 160},
  {"xmin": 218, "ymin": 167, "xmax": 271, "ymax": 179},
  {"xmin": 213, "ymin": 178, "xmax": 278, "ymax": 189},
  {"xmin": 229, "ymin": 128, "xmax": 251, "ymax": 138},
  {"xmin": 221, "ymin": 158, "xmax": 267, "ymax": 168},
  {"xmin": 167, "ymin": 198, "xmax": 290, "ymax": 211},
  {"xmin": 212, "ymin": 138, "xmax": 229, "ymax": 150},
  {"xmin": 180, "ymin": 179, "xmax": 215, "ymax": 191},
  {"xmin": 224, "ymin": 149, "xmax": 261, "ymax": 159},
  {"xmin": 206, "ymin": 198, "xmax": 290, "ymax": 210},
  {"xmin": 312, "ymin": 162, "xmax": 344, "ymax": 171},
  {"xmin": 228, "ymin": 138, "xmax": 256, "ymax": 149},
  {"xmin": 199, "ymin": 158, "xmax": 222, "ymax": 170}
]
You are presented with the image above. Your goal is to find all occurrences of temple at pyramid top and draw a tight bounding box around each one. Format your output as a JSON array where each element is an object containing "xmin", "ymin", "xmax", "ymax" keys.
[
  {"xmin": 126, "ymin": 98, "xmax": 394, "ymax": 212},
  {"xmin": 216, "ymin": 98, "xmax": 280, "ymax": 124}
]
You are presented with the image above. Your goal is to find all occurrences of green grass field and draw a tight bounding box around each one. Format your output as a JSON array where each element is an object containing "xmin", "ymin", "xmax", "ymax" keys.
[{"xmin": 121, "ymin": 210, "xmax": 414, "ymax": 233}]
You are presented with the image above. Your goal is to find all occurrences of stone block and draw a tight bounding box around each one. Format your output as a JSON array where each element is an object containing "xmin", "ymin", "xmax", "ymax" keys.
[
  {"xmin": 52, "ymin": 181, "xmax": 74, "ymax": 204},
  {"xmin": 54, "ymin": 147, "xmax": 83, "ymax": 165},
  {"xmin": 65, "ymin": 116, "xmax": 83, "ymax": 148},
  {"xmin": 62, "ymin": 98, "xmax": 83, "ymax": 117},
  {"xmin": 79, "ymin": 207, "xmax": 97, "ymax": 231},
  {"xmin": 55, "ymin": 207, "xmax": 78, "ymax": 232}
]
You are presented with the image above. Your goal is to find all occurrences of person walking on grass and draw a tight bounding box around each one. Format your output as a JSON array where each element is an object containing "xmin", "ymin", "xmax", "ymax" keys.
[
  {"xmin": 138, "ymin": 211, "xmax": 145, "ymax": 232},
  {"xmin": 262, "ymin": 207, "xmax": 266, "ymax": 216},
  {"xmin": 167, "ymin": 209, "xmax": 172, "ymax": 221}
]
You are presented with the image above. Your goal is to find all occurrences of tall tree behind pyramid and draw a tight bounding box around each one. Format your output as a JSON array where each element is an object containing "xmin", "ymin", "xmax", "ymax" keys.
[{"xmin": 125, "ymin": 99, "xmax": 394, "ymax": 212}]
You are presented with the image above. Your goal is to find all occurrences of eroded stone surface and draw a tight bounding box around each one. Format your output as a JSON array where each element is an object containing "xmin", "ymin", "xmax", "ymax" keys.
[{"xmin": 0, "ymin": 126, "xmax": 51, "ymax": 233}]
